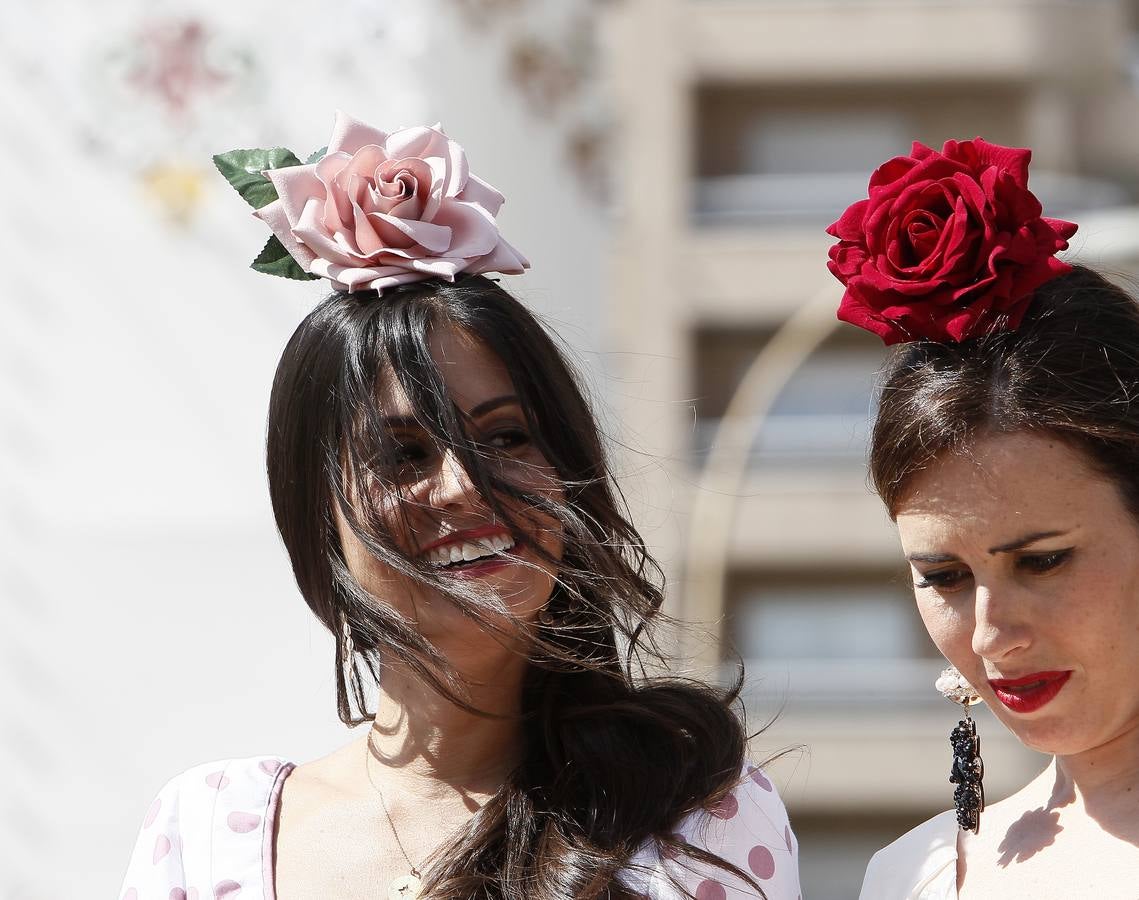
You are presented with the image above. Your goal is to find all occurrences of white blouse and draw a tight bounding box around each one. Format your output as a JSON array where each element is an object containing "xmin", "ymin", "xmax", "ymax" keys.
[
  {"xmin": 120, "ymin": 756, "xmax": 802, "ymax": 899},
  {"xmin": 859, "ymin": 810, "xmax": 959, "ymax": 900}
]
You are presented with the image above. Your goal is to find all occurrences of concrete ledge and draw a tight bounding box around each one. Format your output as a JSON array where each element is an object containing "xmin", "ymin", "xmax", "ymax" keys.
[{"xmin": 685, "ymin": 1, "xmax": 1124, "ymax": 85}]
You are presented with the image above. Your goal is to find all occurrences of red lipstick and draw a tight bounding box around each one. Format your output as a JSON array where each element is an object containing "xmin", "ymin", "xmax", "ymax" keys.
[{"xmin": 988, "ymin": 671, "xmax": 1071, "ymax": 713}]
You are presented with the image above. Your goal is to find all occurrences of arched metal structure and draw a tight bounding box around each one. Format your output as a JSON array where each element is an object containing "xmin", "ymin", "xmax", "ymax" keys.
[
  {"xmin": 679, "ymin": 212, "xmax": 1139, "ymax": 674},
  {"xmin": 681, "ymin": 283, "xmax": 842, "ymax": 672}
]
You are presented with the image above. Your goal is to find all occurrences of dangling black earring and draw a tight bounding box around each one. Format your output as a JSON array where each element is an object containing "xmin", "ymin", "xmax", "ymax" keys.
[{"xmin": 937, "ymin": 667, "xmax": 985, "ymax": 833}]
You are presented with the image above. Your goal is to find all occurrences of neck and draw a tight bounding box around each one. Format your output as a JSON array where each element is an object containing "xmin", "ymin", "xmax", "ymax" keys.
[
  {"xmin": 366, "ymin": 654, "xmax": 528, "ymax": 798},
  {"xmin": 1051, "ymin": 722, "xmax": 1139, "ymax": 815}
]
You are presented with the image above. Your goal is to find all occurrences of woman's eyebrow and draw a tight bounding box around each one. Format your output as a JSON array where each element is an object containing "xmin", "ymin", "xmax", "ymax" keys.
[
  {"xmin": 907, "ymin": 530, "xmax": 1071, "ymax": 563},
  {"xmin": 379, "ymin": 415, "xmax": 423, "ymax": 431},
  {"xmin": 907, "ymin": 552, "xmax": 958, "ymax": 564},
  {"xmin": 988, "ymin": 530, "xmax": 1069, "ymax": 554},
  {"xmin": 465, "ymin": 395, "xmax": 520, "ymax": 418},
  {"xmin": 380, "ymin": 396, "xmax": 520, "ymax": 430}
]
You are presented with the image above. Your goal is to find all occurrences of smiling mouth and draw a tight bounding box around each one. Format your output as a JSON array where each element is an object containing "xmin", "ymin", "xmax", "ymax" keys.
[{"xmin": 422, "ymin": 532, "xmax": 518, "ymax": 570}]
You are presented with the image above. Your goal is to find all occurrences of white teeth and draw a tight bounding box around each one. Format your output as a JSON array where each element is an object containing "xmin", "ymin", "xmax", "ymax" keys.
[{"xmin": 424, "ymin": 533, "xmax": 514, "ymax": 566}]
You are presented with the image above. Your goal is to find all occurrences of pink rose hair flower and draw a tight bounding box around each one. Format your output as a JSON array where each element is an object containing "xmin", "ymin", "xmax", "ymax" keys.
[
  {"xmin": 826, "ymin": 138, "xmax": 1078, "ymax": 345},
  {"xmin": 214, "ymin": 111, "xmax": 529, "ymax": 294}
]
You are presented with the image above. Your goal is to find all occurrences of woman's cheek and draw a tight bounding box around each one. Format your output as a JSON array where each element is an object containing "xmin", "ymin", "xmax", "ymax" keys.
[{"xmin": 916, "ymin": 593, "xmax": 972, "ymax": 660}]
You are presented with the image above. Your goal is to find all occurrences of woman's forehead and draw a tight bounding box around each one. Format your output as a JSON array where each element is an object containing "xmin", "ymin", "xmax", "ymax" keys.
[
  {"xmin": 375, "ymin": 327, "xmax": 516, "ymax": 417},
  {"xmin": 895, "ymin": 431, "xmax": 1113, "ymax": 544}
]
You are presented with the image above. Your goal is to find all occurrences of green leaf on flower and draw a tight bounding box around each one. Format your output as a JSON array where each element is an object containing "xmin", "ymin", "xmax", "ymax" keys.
[
  {"xmin": 306, "ymin": 146, "xmax": 328, "ymax": 165},
  {"xmin": 250, "ymin": 235, "xmax": 319, "ymax": 281},
  {"xmin": 212, "ymin": 147, "xmax": 304, "ymax": 210}
]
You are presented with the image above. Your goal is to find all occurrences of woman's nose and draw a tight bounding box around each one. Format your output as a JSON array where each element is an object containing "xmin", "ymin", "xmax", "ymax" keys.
[
  {"xmin": 971, "ymin": 582, "xmax": 1031, "ymax": 662},
  {"xmin": 426, "ymin": 448, "xmax": 480, "ymax": 510}
]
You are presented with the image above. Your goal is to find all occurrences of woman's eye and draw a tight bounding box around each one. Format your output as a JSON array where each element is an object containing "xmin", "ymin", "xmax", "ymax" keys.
[
  {"xmin": 394, "ymin": 441, "xmax": 429, "ymax": 463},
  {"xmin": 373, "ymin": 440, "xmax": 431, "ymax": 478},
  {"xmin": 483, "ymin": 428, "xmax": 531, "ymax": 452},
  {"xmin": 1018, "ymin": 549, "xmax": 1073, "ymax": 574},
  {"xmin": 915, "ymin": 568, "xmax": 971, "ymax": 591}
]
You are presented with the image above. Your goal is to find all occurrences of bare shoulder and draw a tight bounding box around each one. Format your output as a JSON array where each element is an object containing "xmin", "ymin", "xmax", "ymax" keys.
[
  {"xmin": 956, "ymin": 767, "xmax": 1056, "ymax": 861},
  {"xmin": 278, "ymin": 735, "xmax": 367, "ymax": 813},
  {"xmin": 954, "ymin": 769, "xmax": 1139, "ymax": 897},
  {"xmin": 273, "ymin": 737, "xmax": 393, "ymax": 899},
  {"xmin": 863, "ymin": 773, "xmax": 1051, "ymax": 892}
]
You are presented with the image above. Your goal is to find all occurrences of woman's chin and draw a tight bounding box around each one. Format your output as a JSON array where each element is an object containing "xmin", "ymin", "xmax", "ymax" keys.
[{"xmin": 1003, "ymin": 715, "xmax": 1094, "ymax": 757}]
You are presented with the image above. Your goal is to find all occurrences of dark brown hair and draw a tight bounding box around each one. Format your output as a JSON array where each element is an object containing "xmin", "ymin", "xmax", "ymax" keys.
[
  {"xmin": 266, "ymin": 275, "xmax": 763, "ymax": 899},
  {"xmin": 870, "ymin": 264, "xmax": 1139, "ymax": 517}
]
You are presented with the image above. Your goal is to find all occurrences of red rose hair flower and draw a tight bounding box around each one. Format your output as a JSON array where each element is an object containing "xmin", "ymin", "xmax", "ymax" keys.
[{"xmin": 826, "ymin": 138, "xmax": 1078, "ymax": 345}]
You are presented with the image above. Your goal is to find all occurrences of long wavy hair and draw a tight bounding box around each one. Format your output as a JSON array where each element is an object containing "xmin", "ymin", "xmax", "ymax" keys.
[
  {"xmin": 869, "ymin": 265, "xmax": 1139, "ymax": 517},
  {"xmin": 266, "ymin": 274, "xmax": 763, "ymax": 899}
]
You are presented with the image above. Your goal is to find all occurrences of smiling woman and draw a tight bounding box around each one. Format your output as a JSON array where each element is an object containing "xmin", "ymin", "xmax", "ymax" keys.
[
  {"xmin": 313, "ymin": 316, "xmax": 568, "ymax": 681},
  {"xmin": 117, "ymin": 112, "xmax": 800, "ymax": 900}
]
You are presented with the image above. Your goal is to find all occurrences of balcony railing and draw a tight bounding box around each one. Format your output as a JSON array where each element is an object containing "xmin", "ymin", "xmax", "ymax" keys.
[
  {"xmin": 734, "ymin": 657, "xmax": 945, "ymax": 708},
  {"xmin": 693, "ymin": 171, "xmax": 1130, "ymax": 227}
]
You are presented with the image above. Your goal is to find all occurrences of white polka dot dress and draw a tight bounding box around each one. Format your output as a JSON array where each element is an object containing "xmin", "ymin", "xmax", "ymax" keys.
[
  {"xmin": 120, "ymin": 758, "xmax": 800, "ymax": 899},
  {"xmin": 620, "ymin": 764, "xmax": 801, "ymax": 899},
  {"xmin": 119, "ymin": 756, "xmax": 293, "ymax": 900}
]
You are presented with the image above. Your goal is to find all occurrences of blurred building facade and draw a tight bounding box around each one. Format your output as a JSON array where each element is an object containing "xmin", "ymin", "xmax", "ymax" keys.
[{"xmin": 604, "ymin": 1, "xmax": 1139, "ymax": 895}]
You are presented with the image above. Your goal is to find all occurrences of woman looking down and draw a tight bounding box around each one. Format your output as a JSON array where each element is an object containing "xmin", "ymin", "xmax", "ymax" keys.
[{"xmin": 828, "ymin": 137, "xmax": 1139, "ymax": 897}]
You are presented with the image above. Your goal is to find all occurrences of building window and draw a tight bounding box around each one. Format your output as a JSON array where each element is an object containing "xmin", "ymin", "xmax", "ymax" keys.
[
  {"xmin": 691, "ymin": 83, "xmax": 1024, "ymax": 225},
  {"xmin": 693, "ymin": 326, "xmax": 885, "ymax": 468},
  {"xmin": 725, "ymin": 572, "xmax": 940, "ymax": 705},
  {"xmin": 728, "ymin": 575, "xmax": 923, "ymax": 663}
]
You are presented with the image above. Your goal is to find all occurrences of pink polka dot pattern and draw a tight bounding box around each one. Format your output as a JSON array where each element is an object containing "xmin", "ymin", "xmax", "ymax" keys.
[
  {"xmin": 120, "ymin": 757, "xmax": 799, "ymax": 900},
  {"xmin": 153, "ymin": 834, "xmax": 172, "ymax": 864},
  {"xmin": 709, "ymin": 792, "xmax": 739, "ymax": 820},
  {"xmin": 143, "ymin": 798, "xmax": 161, "ymax": 828},
  {"xmin": 120, "ymin": 758, "xmax": 299, "ymax": 900},
  {"xmin": 746, "ymin": 765, "xmax": 773, "ymax": 792},
  {"xmin": 226, "ymin": 812, "xmax": 261, "ymax": 834},
  {"xmin": 695, "ymin": 879, "xmax": 727, "ymax": 900},
  {"xmin": 650, "ymin": 763, "xmax": 800, "ymax": 898},
  {"xmin": 748, "ymin": 844, "xmax": 776, "ymax": 879}
]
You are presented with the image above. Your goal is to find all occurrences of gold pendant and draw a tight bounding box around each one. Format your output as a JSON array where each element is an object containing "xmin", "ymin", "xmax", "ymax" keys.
[{"xmin": 388, "ymin": 873, "xmax": 422, "ymax": 900}]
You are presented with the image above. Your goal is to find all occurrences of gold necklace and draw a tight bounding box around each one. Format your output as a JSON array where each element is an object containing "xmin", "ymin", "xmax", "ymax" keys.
[{"xmin": 365, "ymin": 739, "xmax": 424, "ymax": 900}]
